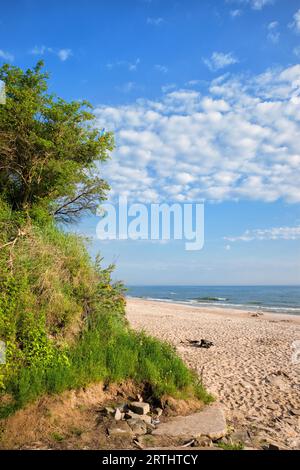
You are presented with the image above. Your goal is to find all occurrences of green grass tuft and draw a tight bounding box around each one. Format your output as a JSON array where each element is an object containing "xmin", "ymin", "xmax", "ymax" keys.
[
  {"xmin": 51, "ymin": 432, "xmax": 65, "ymax": 442},
  {"xmin": 217, "ymin": 441, "xmax": 244, "ymax": 450}
]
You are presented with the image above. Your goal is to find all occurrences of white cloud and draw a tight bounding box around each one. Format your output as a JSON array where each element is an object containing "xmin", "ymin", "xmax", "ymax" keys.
[
  {"xmin": 29, "ymin": 45, "xmax": 72, "ymax": 61},
  {"xmin": 155, "ymin": 64, "xmax": 168, "ymax": 74},
  {"xmin": 106, "ymin": 58, "xmax": 140, "ymax": 71},
  {"xmin": 289, "ymin": 8, "xmax": 300, "ymax": 34},
  {"xmin": 227, "ymin": 0, "xmax": 273, "ymax": 10},
  {"xmin": 294, "ymin": 46, "xmax": 300, "ymax": 57},
  {"xmin": 185, "ymin": 80, "xmax": 201, "ymax": 87},
  {"xmin": 267, "ymin": 21, "xmax": 280, "ymax": 43},
  {"xmin": 250, "ymin": 0, "xmax": 273, "ymax": 9},
  {"xmin": 147, "ymin": 17, "xmax": 164, "ymax": 26},
  {"xmin": 94, "ymin": 63, "xmax": 300, "ymax": 204},
  {"xmin": 161, "ymin": 83, "xmax": 177, "ymax": 93},
  {"xmin": 175, "ymin": 172, "xmax": 195, "ymax": 184},
  {"xmin": 128, "ymin": 59, "xmax": 140, "ymax": 71},
  {"xmin": 57, "ymin": 48, "xmax": 72, "ymax": 61},
  {"xmin": 230, "ymin": 9, "xmax": 242, "ymax": 17},
  {"xmin": 116, "ymin": 82, "xmax": 137, "ymax": 93},
  {"xmin": 0, "ymin": 49, "xmax": 14, "ymax": 62},
  {"xmin": 30, "ymin": 45, "xmax": 53, "ymax": 55},
  {"xmin": 225, "ymin": 226, "xmax": 300, "ymax": 242},
  {"xmin": 203, "ymin": 52, "xmax": 238, "ymax": 71},
  {"xmin": 268, "ymin": 20, "xmax": 278, "ymax": 28}
]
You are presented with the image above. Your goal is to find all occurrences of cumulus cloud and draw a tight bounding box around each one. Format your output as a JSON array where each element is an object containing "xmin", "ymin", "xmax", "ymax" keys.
[
  {"xmin": 57, "ymin": 48, "xmax": 72, "ymax": 61},
  {"xmin": 94, "ymin": 63, "xmax": 300, "ymax": 204},
  {"xmin": 30, "ymin": 45, "xmax": 53, "ymax": 55},
  {"xmin": 225, "ymin": 226, "xmax": 300, "ymax": 242},
  {"xmin": 146, "ymin": 17, "xmax": 164, "ymax": 26},
  {"xmin": 185, "ymin": 80, "xmax": 201, "ymax": 87},
  {"xmin": 250, "ymin": 0, "xmax": 273, "ymax": 9},
  {"xmin": 289, "ymin": 8, "xmax": 300, "ymax": 34},
  {"xmin": 106, "ymin": 58, "xmax": 140, "ymax": 71},
  {"xmin": 294, "ymin": 46, "xmax": 300, "ymax": 57},
  {"xmin": 267, "ymin": 21, "xmax": 280, "ymax": 43},
  {"xmin": 230, "ymin": 9, "xmax": 242, "ymax": 18},
  {"xmin": 116, "ymin": 81, "xmax": 139, "ymax": 93},
  {"xmin": 161, "ymin": 83, "xmax": 177, "ymax": 93},
  {"xmin": 227, "ymin": 0, "xmax": 273, "ymax": 10},
  {"xmin": 203, "ymin": 52, "xmax": 238, "ymax": 71},
  {"xmin": 155, "ymin": 64, "xmax": 168, "ymax": 73},
  {"xmin": 0, "ymin": 49, "xmax": 14, "ymax": 62},
  {"xmin": 30, "ymin": 45, "xmax": 72, "ymax": 61}
]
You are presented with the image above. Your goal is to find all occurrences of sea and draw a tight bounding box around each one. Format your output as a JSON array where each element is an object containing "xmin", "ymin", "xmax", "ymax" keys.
[{"xmin": 126, "ymin": 285, "xmax": 300, "ymax": 316}]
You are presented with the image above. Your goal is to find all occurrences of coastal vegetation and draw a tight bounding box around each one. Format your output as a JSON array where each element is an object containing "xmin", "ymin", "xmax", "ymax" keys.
[
  {"xmin": 0, "ymin": 62, "xmax": 211, "ymax": 418},
  {"xmin": 217, "ymin": 441, "xmax": 244, "ymax": 451}
]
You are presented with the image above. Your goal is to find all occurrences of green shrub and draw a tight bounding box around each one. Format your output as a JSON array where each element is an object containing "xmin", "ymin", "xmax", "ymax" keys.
[{"xmin": 0, "ymin": 201, "xmax": 212, "ymax": 417}]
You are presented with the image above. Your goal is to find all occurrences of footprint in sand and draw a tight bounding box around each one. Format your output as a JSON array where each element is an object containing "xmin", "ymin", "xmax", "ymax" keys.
[{"xmin": 265, "ymin": 372, "xmax": 290, "ymax": 391}]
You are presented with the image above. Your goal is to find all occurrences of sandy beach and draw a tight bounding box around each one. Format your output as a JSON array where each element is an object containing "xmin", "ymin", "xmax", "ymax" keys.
[{"xmin": 126, "ymin": 297, "xmax": 300, "ymax": 448}]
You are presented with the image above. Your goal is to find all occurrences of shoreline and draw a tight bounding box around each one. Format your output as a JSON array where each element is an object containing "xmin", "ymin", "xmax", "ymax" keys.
[
  {"xmin": 126, "ymin": 295, "xmax": 300, "ymax": 324},
  {"xmin": 126, "ymin": 297, "xmax": 300, "ymax": 448}
]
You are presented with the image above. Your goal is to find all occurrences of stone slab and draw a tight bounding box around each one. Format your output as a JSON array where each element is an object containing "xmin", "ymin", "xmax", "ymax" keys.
[
  {"xmin": 129, "ymin": 402, "xmax": 150, "ymax": 415},
  {"xmin": 152, "ymin": 404, "xmax": 226, "ymax": 440}
]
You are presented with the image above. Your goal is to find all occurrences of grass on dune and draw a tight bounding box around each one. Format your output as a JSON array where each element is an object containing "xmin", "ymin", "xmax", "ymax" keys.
[
  {"xmin": 0, "ymin": 203, "xmax": 212, "ymax": 418},
  {"xmin": 5, "ymin": 312, "xmax": 211, "ymax": 415}
]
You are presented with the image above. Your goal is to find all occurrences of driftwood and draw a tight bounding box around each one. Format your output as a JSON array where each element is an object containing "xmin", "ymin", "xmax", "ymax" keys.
[{"xmin": 185, "ymin": 339, "xmax": 214, "ymax": 349}]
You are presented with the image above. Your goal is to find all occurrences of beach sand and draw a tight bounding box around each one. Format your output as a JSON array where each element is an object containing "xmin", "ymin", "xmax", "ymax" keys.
[{"xmin": 126, "ymin": 298, "xmax": 300, "ymax": 448}]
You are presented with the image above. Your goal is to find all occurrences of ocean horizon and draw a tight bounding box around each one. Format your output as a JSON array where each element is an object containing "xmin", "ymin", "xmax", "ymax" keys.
[{"xmin": 126, "ymin": 285, "xmax": 300, "ymax": 315}]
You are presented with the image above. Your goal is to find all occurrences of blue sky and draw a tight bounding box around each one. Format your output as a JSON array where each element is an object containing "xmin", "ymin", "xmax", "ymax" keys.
[{"xmin": 1, "ymin": 0, "xmax": 300, "ymax": 285}]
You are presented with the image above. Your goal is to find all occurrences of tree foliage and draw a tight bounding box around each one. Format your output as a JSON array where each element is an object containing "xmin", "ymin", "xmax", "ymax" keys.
[
  {"xmin": 0, "ymin": 61, "xmax": 113, "ymax": 222},
  {"xmin": 0, "ymin": 63, "xmax": 211, "ymax": 418}
]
